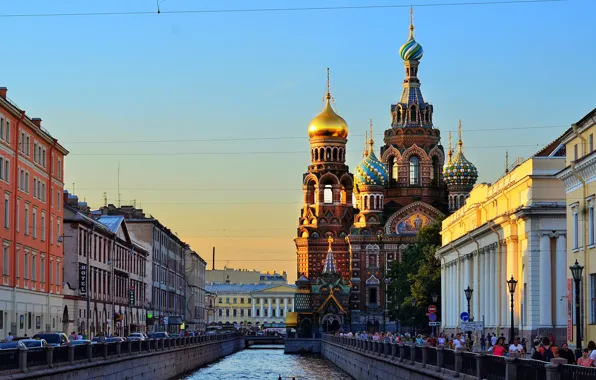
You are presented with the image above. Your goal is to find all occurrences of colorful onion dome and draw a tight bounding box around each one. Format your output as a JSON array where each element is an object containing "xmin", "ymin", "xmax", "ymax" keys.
[
  {"xmin": 399, "ymin": 7, "xmax": 424, "ymax": 61},
  {"xmin": 399, "ymin": 37, "xmax": 424, "ymax": 61},
  {"xmin": 444, "ymin": 140, "xmax": 478, "ymax": 188},
  {"xmin": 355, "ymin": 127, "xmax": 389, "ymax": 188}
]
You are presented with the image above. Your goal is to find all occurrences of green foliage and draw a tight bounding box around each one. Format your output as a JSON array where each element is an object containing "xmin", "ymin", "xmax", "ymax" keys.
[{"xmin": 386, "ymin": 219, "xmax": 443, "ymax": 329}]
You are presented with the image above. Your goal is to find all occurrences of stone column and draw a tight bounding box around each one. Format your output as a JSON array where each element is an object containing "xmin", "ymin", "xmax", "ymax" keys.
[
  {"xmin": 540, "ymin": 234, "xmax": 552, "ymax": 326},
  {"xmin": 260, "ymin": 298, "xmax": 264, "ymax": 320},
  {"xmin": 267, "ymin": 298, "xmax": 272, "ymax": 319},
  {"xmin": 284, "ymin": 298, "xmax": 288, "ymax": 315},
  {"xmin": 483, "ymin": 249, "xmax": 490, "ymax": 327},
  {"xmin": 479, "ymin": 251, "xmax": 485, "ymax": 324},
  {"xmin": 441, "ymin": 264, "xmax": 446, "ymax": 329},
  {"xmin": 275, "ymin": 297, "xmax": 280, "ymax": 318},
  {"xmin": 489, "ymin": 246, "xmax": 496, "ymax": 326},
  {"xmin": 252, "ymin": 298, "xmax": 256, "ymax": 320},
  {"xmin": 555, "ymin": 234, "xmax": 567, "ymax": 326}
]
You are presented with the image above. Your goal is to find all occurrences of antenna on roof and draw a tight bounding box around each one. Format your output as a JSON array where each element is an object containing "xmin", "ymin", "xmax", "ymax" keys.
[
  {"xmin": 72, "ymin": 182, "xmax": 75, "ymax": 194},
  {"xmin": 117, "ymin": 161, "xmax": 121, "ymax": 207},
  {"xmin": 103, "ymin": 192, "xmax": 108, "ymax": 207}
]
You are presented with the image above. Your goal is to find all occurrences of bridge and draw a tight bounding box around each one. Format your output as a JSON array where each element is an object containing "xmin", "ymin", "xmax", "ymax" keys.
[{"xmin": 244, "ymin": 335, "xmax": 285, "ymax": 348}]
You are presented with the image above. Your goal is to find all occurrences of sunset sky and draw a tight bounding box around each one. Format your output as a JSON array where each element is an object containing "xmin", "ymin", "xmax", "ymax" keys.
[{"xmin": 1, "ymin": 0, "xmax": 594, "ymax": 282}]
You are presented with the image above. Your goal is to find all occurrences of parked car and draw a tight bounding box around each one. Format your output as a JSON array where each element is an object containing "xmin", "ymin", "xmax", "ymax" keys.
[
  {"xmin": 149, "ymin": 332, "xmax": 168, "ymax": 339},
  {"xmin": 31, "ymin": 333, "xmax": 69, "ymax": 346},
  {"xmin": 19, "ymin": 339, "xmax": 48, "ymax": 348},
  {"xmin": 0, "ymin": 341, "xmax": 25, "ymax": 350},
  {"xmin": 127, "ymin": 333, "xmax": 145, "ymax": 341},
  {"xmin": 70, "ymin": 340, "xmax": 91, "ymax": 346},
  {"xmin": 106, "ymin": 337, "xmax": 126, "ymax": 343}
]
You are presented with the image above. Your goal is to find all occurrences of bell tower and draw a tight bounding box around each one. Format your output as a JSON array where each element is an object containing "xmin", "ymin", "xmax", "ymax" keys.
[{"xmin": 295, "ymin": 69, "xmax": 354, "ymax": 281}]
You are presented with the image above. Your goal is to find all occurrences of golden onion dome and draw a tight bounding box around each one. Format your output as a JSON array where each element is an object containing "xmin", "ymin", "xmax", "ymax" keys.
[{"xmin": 308, "ymin": 93, "xmax": 349, "ymax": 139}]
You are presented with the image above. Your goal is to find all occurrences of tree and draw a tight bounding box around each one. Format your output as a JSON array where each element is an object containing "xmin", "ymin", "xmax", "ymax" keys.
[{"xmin": 386, "ymin": 220, "xmax": 442, "ymax": 331}]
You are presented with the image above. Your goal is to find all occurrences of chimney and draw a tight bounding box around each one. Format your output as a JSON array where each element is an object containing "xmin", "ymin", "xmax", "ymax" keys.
[
  {"xmin": 212, "ymin": 247, "xmax": 215, "ymax": 270},
  {"xmin": 0, "ymin": 87, "xmax": 6, "ymax": 98},
  {"xmin": 32, "ymin": 118, "xmax": 42, "ymax": 127}
]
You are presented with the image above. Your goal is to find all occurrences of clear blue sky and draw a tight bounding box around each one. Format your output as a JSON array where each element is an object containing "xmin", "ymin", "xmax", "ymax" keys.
[{"xmin": 1, "ymin": 0, "xmax": 594, "ymax": 280}]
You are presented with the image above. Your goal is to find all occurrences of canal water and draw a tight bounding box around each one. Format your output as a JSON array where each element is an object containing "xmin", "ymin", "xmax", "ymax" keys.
[{"xmin": 179, "ymin": 345, "xmax": 353, "ymax": 380}]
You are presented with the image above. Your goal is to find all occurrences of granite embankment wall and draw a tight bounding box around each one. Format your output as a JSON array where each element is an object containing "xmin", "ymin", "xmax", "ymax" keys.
[{"xmin": 0, "ymin": 335, "xmax": 243, "ymax": 380}]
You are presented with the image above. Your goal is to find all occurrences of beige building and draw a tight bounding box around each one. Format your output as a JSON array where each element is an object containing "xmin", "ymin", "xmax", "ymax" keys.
[
  {"xmin": 207, "ymin": 267, "xmax": 287, "ymax": 285},
  {"xmin": 206, "ymin": 283, "xmax": 296, "ymax": 327},
  {"xmin": 556, "ymin": 108, "xmax": 596, "ymax": 348},
  {"xmin": 185, "ymin": 250, "xmax": 207, "ymax": 331},
  {"xmin": 438, "ymin": 137, "xmax": 567, "ymax": 343}
]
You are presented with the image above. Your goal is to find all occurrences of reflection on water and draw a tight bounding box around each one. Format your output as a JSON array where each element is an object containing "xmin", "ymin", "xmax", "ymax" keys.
[{"xmin": 179, "ymin": 345, "xmax": 353, "ymax": 380}]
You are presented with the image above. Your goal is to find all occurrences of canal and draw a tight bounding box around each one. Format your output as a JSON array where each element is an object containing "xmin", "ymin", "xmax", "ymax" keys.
[{"xmin": 179, "ymin": 345, "xmax": 352, "ymax": 380}]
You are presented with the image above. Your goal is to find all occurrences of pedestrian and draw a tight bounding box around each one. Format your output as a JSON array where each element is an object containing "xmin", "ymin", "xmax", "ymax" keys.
[
  {"xmin": 6, "ymin": 332, "xmax": 13, "ymax": 341},
  {"xmin": 577, "ymin": 349, "xmax": 594, "ymax": 367},
  {"xmin": 509, "ymin": 338, "xmax": 525, "ymax": 356},
  {"xmin": 559, "ymin": 343, "xmax": 575, "ymax": 364}
]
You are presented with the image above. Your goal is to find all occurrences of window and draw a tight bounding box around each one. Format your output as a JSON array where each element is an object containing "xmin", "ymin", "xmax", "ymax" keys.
[
  {"xmin": 31, "ymin": 255, "xmax": 36, "ymax": 281},
  {"xmin": 19, "ymin": 169, "xmax": 23, "ymax": 190},
  {"xmin": 2, "ymin": 246, "xmax": 8, "ymax": 276},
  {"xmin": 32, "ymin": 209, "xmax": 37, "ymax": 239},
  {"xmin": 57, "ymin": 159, "xmax": 61, "ymax": 178},
  {"xmin": 323, "ymin": 184, "xmax": 333, "ymax": 204},
  {"xmin": 0, "ymin": 157, "xmax": 3, "ymax": 180},
  {"xmin": 218, "ymin": 309, "xmax": 222, "ymax": 317},
  {"xmin": 26, "ymin": 136, "xmax": 30, "ymax": 156},
  {"xmin": 24, "ymin": 205, "xmax": 29, "ymax": 235},
  {"xmin": 233, "ymin": 298, "xmax": 237, "ymax": 304},
  {"xmin": 409, "ymin": 156, "xmax": 420, "ymax": 185},
  {"xmin": 3, "ymin": 195, "xmax": 8, "ymax": 229},
  {"xmin": 574, "ymin": 144, "xmax": 578, "ymax": 161},
  {"xmin": 41, "ymin": 214, "xmax": 45, "ymax": 241},
  {"xmin": 57, "ymin": 220, "xmax": 61, "ymax": 245},
  {"xmin": 49, "ymin": 260, "xmax": 53, "ymax": 284},
  {"xmin": 4, "ymin": 160, "xmax": 8, "ymax": 183},
  {"xmin": 41, "ymin": 184, "xmax": 45, "ymax": 202},
  {"xmin": 0, "ymin": 117, "xmax": 3, "ymax": 140},
  {"xmin": 50, "ymin": 216, "xmax": 53, "ymax": 244},
  {"xmin": 5, "ymin": 120, "xmax": 9, "ymax": 142},
  {"xmin": 16, "ymin": 200, "xmax": 19, "ymax": 232},
  {"xmin": 589, "ymin": 199, "xmax": 595, "ymax": 246},
  {"xmin": 25, "ymin": 172, "xmax": 29, "ymax": 193},
  {"xmin": 24, "ymin": 253, "xmax": 29, "ymax": 280},
  {"xmin": 240, "ymin": 298, "xmax": 244, "ymax": 304},
  {"xmin": 33, "ymin": 179, "xmax": 37, "ymax": 198},
  {"xmin": 40, "ymin": 257, "xmax": 45, "ymax": 282},
  {"xmin": 573, "ymin": 205, "xmax": 580, "ymax": 249},
  {"xmin": 590, "ymin": 134, "xmax": 594, "ymax": 153}
]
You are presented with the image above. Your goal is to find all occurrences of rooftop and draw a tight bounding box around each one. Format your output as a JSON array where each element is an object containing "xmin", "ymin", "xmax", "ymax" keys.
[{"xmin": 206, "ymin": 283, "xmax": 295, "ymax": 293}]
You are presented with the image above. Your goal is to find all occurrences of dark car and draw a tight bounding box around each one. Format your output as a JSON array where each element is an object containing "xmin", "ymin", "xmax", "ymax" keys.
[{"xmin": 32, "ymin": 333, "xmax": 69, "ymax": 346}]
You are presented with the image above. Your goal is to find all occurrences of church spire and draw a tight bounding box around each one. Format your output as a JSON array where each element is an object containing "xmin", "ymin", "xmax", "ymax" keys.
[
  {"xmin": 447, "ymin": 131, "xmax": 453, "ymax": 164},
  {"xmin": 322, "ymin": 236, "xmax": 337, "ymax": 274},
  {"xmin": 368, "ymin": 118, "xmax": 375, "ymax": 154}
]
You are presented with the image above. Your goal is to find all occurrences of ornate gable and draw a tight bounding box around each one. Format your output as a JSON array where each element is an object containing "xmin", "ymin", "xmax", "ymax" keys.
[{"xmin": 384, "ymin": 201, "xmax": 444, "ymax": 235}]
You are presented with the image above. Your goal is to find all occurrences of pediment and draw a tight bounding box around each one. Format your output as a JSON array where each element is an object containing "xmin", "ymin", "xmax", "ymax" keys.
[
  {"xmin": 254, "ymin": 285, "xmax": 297, "ymax": 295},
  {"xmin": 385, "ymin": 201, "xmax": 444, "ymax": 236}
]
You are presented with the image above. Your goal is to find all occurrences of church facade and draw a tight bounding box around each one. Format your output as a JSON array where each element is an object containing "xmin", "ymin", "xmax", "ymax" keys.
[{"xmin": 293, "ymin": 11, "xmax": 479, "ymax": 334}]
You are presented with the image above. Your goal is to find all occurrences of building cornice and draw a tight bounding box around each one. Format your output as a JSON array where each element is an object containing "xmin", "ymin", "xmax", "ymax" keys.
[{"xmin": 557, "ymin": 151, "xmax": 596, "ymax": 194}]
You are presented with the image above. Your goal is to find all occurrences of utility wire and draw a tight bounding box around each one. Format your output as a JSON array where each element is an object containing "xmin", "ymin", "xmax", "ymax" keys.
[
  {"xmin": 66, "ymin": 144, "xmax": 551, "ymax": 156},
  {"xmin": 0, "ymin": 0, "xmax": 565, "ymax": 18},
  {"xmin": 62, "ymin": 125, "xmax": 567, "ymax": 145}
]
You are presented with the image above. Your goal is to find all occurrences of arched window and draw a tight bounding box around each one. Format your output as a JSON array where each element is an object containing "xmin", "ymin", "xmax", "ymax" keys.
[
  {"xmin": 409, "ymin": 157, "xmax": 420, "ymax": 185},
  {"xmin": 410, "ymin": 106, "xmax": 417, "ymax": 122},
  {"xmin": 432, "ymin": 156, "xmax": 441, "ymax": 184},
  {"xmin": 392, "ymin": 161, "xmax": 399, "ymax": 181},
  {"xmin": 323, "ymin": 184, "xmax": 333, "ymax": 204}
]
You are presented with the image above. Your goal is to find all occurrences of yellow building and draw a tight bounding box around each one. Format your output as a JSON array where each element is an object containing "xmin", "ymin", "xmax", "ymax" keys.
[
  {"xmin": 556, "ymin": 108, "xmax": 596, "ymax": 348},
  {"xmin": 438, "ymin": 137, "xmax": 567, "ymax": 343},
  {"xmin": 206, "ymin": 283, "xmax": 296, "ymax": 327}
]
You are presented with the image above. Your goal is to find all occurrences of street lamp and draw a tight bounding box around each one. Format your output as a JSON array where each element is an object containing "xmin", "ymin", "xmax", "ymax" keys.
[
  {"xmin": 570, "ymin": 260, "xmax": 584, "ymax": 358},
  {"xmin": 431, "ymin": 293, "xmax": 438, "ymax": 337},
  {"xmin": 506, "ymin": 276, "xmax": 518, "ymax": 344},
  {"xmin": 464, "ymin": 286, "xmax": 473, "ymax": 340}
]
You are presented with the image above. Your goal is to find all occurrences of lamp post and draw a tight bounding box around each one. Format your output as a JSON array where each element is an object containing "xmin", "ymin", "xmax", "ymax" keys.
[
  {"xmin": 431, "ymin": 292, "xmax": 438, "ymax": 337},
  {"xmin": 410, "ymin": 298, "xmax": 417, "ymax": 336},
  {"xmin": 506, "ymin": 276, "xmax": 517, "ymax": 344},
  {"xmin": 464, "ymin": 286, "xmax": 473, "ymax": 340},
  {"xmin": 570, "ymin": 260, "xmax": 584, "ymax": 358}
]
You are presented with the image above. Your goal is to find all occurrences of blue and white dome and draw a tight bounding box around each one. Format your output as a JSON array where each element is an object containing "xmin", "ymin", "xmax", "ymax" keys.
[{"xmin": 355, "ymin": 150, "xmax": 389, "ymax": 187}]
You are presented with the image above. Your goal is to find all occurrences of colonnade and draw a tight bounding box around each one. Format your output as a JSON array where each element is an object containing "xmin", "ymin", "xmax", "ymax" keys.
[{"xmin": 251, "ymin": 296, "xmax": 295, "ymax": 320}]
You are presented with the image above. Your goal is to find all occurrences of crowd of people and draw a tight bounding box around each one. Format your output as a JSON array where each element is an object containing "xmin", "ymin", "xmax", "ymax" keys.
[{"xmin": 335, "ymin": 330, "xmax": 596, "ymax": 367}]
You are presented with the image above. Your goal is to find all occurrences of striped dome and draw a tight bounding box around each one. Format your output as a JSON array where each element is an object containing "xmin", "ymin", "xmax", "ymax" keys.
[
  {"xmin": 399, "ymin": 37, "xmax": 424, "ymax": 61},
  {"xmin": 355, "ymin": 151, "xmax": 389, "ymax": 187}
]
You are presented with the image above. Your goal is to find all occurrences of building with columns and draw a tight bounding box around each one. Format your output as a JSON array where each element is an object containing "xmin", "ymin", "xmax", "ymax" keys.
[
  {"xmin": 438, "ymin": 137, "xmax": 567, "ymax": 343},
  {"xmin": 556, "ymin": 108, "xmax": 596, "ymax": 347},
  {"xmin": 206, "ymin": 283, "xmax": 296, "ymax": 327}
]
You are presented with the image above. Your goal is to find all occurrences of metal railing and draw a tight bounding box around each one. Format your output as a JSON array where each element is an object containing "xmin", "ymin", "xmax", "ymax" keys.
[
  {"xmin": 0, "ymin": 332, "xmax": 242, "ymax": 376},
  {"xmin": 321, "ymin": 334, "xmax": 596, "ymax": 380}
]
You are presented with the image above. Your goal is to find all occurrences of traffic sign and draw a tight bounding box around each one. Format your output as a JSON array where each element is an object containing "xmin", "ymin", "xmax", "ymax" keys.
[
  {"xmin": 429, "ymin": 313, "xmax": 437, "ymax": 322},
  {"xmin": 461, "ymin": 321, "xmax": 484, "ymax": 331},
  {"xmin": 460, "ymin": 312, "xmax": 469, "ymax": 322},
  {"xmin": 429, "ymin": 322, "xmax": 441, "ymax": 326},
  {"xmin": 428, "ymin": 305, "xmax": 437, "ymax": 313}
]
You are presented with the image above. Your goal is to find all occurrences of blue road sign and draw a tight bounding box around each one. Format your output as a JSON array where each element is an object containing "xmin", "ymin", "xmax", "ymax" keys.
[
  {"xmin": 429, "ymin": 313, "xmax": 437, "ymax": 322},
  {"xmin": 460, "ymin": 312, "xmax": 469, "ymax": 322}
]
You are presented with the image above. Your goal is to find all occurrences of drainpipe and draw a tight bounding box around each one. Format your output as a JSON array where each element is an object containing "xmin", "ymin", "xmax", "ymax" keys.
[
  {"xmin": 467, "ymin": 232, "xmax": 481, "ymax": 318},
  {"xmin": 11, "ymin": 111, "xmax": 25, "ymax": 334},
  {"xmin": 46, "ymin": 139, "xmax": 57, "ymax": 332},
  {"xmin": 570, "ymin": 151, "xmax": 588, "ymax": 343}
]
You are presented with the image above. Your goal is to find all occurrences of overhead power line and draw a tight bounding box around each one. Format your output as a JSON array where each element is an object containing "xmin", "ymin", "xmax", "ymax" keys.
[
  {"xmin": 0, "ymin": 0, "xmax": 564, "ymax": 18},
  {"xmin": 62, "ymin": 125, "xmax": 567, "ymax": 145},
  {"xmin": 67, "ymin": 143, "xmax": 550, "ymax": 156}
]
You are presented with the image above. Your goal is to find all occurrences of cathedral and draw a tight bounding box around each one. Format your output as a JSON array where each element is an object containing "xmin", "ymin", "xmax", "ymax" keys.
[{"xmin": 294, "ymin": 11, "xmax": 479, "ymax": 334}]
